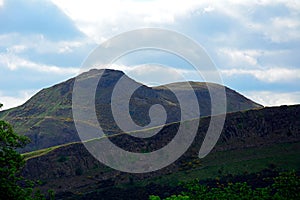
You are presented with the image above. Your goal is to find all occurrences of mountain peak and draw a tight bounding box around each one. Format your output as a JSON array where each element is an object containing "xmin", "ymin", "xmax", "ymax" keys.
[{"xmin": 77, "ymin": 68, "xmax": 125, "ymax": 78}]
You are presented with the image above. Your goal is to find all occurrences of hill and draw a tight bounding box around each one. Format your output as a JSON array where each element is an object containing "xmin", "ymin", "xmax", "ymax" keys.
[
  {"xmin": 0, "ymin": 69, "xmax": 262, "ymax": 152},
  {"xmin": 21, "ymin": 104, "xmax": 300, "ymax": 199}
]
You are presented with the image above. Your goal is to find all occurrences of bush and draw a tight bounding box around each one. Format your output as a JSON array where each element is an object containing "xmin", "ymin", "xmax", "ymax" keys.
[
  {"xmin": 0, "ymin": 120, "xmax": 44, "ymax": 199},
  {"xmin": 149, "ymin": 170, "xmax": 300, "ymax": 200},
  {"xmin": 0, "ymin": 103, "xmax": 50, "ymax": 199}
]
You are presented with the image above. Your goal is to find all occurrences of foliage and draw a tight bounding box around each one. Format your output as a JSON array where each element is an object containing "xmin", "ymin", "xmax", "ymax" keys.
[
  {"xmin": 0, "ymin": 103, "xmax": 48, "ymax": 200},
  {"xmin": 272, "ymin": 171, "xmax": 300, "ymax": 199},
  {"xmin": 149, "ymin": 171, "xmax": 300, "ymax": 200}
]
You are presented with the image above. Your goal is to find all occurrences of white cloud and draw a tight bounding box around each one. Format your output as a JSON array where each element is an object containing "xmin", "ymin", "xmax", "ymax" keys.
[
  {"xmin": 218, "ymin": 48, "xmax": 263, "ymax": 67},
  {"xmin": 249, "ymin": 17, "xmax": 300, "ymax": 43},
  {"xmin": 210, "ymin": 1, "xmax": 300, "ymax": 43},
  {"xmin": 203, "ymin": 6, "xmax": 214, "ymax": 13},
  {"xmin": 216, "ymin": 48, "xmax": 297, "ymax": 72},
  {"xmin": 244, "ymin": 91, "xmax": 300, "ymax": 106},
  {"xmin": 0, "ymin": 33, "xmax": 93, "ymax": 55},
  {"xmin": 268, "ymin": 17, "xmax": 300, "ymax": 42},
  {"xmin": 7, "ymin": 45, "xmax": 27, "ymax": 53},
  {"xmin": 0, "ymin": 0, "xmax": 3, "ymax": 7},
  {"xmin": 0, "ymin": 53, "xmax": 79, "ymax": 75},
  {"xmin": 0, "ymin": 90, "xmax": 37, "ymax": 110},
  {"xmin": 222, "ymin": 67, "xmax": 300, "ymax": 83},
  {"xmin": 51, "ymin": 0, "xmax": 207, "ymax": 42},
  {"xmin": 50, "ymin": 0, "xmax": 300, "ymax": 48}
]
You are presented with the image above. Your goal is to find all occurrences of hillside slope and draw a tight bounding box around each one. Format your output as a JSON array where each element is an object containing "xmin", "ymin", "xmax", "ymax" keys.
[
  {"xmin": 0, "ymin": 69, "xmax": 262, "ymax": 152},
  {"xmin": 22, "ymin": 104, "xmax": 300, "ymax": 199}
]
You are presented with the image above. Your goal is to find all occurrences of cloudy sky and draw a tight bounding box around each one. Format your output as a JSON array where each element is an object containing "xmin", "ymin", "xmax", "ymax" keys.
[{"xmin": 0, "ymin": 0, "xmax": 299, "ymax": 110}]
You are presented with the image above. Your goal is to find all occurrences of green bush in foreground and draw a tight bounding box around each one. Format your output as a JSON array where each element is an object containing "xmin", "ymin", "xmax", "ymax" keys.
[
  {"xmin": 0, "ymin": 104, "xmax": 51, "ymax": 200},
  {"xmin": 149, "ymin": 171, "xmax": 300, "ymax": 200}
]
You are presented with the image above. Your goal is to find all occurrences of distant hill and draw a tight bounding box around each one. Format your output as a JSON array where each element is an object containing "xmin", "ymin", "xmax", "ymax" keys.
[
  {"xmin": 0, "ymin": 69, "xmax": 262, "ymax": 152},
  {"xmin": 21, "ymin": 104, "xmax": 300, "ymax": 199}
]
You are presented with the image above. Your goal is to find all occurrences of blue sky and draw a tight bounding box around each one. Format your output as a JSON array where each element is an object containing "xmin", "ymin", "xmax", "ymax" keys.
[{"xmin": 0, "ymin": 0, "xmax": 299, "ymax": 110}]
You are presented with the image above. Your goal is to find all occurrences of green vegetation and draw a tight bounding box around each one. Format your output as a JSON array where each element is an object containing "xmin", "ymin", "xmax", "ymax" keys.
[
  {"xmin": 130, "ymin": 142, "xmax": 300, "ymax": 188},
  {"xmin": 149, "ymin": 171, "xmax": 300, "ymax": 200},
  {"xmin": 0, "ymin": 104, "xmax": 51, "ymax": 200},
  {"xmin": 22, "ymin": 142, "xmax": 78, "ymax": 160},
  {"xmin": 22, "ymin": 146, "xmax": 58, "ymax": 160}
]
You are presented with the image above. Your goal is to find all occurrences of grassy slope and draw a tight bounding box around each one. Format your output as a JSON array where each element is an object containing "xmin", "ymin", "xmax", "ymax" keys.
[
  {"xmin": 29, "ymin": 141, "xmax": 299, "ymax": 186},
  {"xmin": 138, "ymin": 141, "xmax": 300, "ymax": 187},
  {"xmin": 22, "ymin": 142, "xmax": 78, "ymax": 161},
  {"xmin": 64, "ymin": 141, "xmax": 299, "ymax": 198}
]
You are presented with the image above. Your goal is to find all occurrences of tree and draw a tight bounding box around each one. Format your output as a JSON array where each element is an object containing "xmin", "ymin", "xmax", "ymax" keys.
[{"xmin": 0, "ymin": 104, "xmax": 44, "ymax": 199}]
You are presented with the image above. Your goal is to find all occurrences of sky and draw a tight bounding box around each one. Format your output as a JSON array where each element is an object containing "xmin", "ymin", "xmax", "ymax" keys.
[{"xmin": 0, "ymin": 0, "xmax": 299, "ymax": 110}]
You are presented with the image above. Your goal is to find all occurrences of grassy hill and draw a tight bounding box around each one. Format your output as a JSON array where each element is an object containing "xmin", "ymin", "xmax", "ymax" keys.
[{"xmin": 0, "ymin": 69, "xmax": 262, "ymax": 152}]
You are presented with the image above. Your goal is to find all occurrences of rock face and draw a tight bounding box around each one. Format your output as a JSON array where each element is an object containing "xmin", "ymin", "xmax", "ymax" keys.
[
  {"xmin": 0, "ymin": 69, "xmax": 262, "ymax": 152},
  {"xmin": 22, "ymin": 104, "xmax": 300, "ymax": 196}
]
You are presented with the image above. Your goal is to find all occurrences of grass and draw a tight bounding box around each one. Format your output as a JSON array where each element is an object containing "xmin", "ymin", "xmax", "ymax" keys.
[
  {"xmin": 22, "ymin": 141, "xmax": 80, "ymax": 160},
  {"xmin": 129, "ymin": 142, "xmax": 300, "ymax": 187}
]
